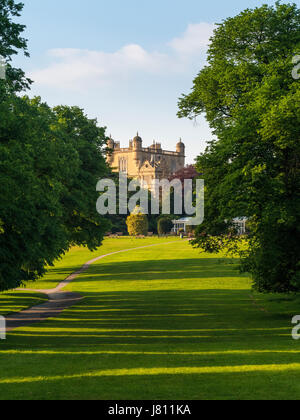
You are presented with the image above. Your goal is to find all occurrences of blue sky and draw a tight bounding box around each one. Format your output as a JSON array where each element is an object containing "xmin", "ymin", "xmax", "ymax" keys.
[{"xmin": 15, "ymin": 0, "xmax": 280, "ymax": 163}]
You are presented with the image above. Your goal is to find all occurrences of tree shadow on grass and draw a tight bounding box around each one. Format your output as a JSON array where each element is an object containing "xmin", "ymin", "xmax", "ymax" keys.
[
  {"xmin": 0, "ymin": 255, "xmax": 299, "ymax": 400},
  {"xmin": 21, "ymin": 257, "xmax": 244, "ymax": 289},
  {"xmin": 1, "ymin": 284, "xmax": 299, "ymax": 401},
  {"xmin": 74, "ymin": 258, "xmax": 246, "ymax": 284},
  {"xmin": 3, "ymin": 255, "xmax": 296, "ymax": 350},
  {"xmin": 3, "ymin": 287, "xmax": 293, "ymax": 349}
]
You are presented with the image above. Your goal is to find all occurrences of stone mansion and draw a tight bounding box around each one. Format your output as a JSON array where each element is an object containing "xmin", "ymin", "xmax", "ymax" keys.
[{"xmin": 106, "ymin": 133, "xmax": 185, "ymax": 184}]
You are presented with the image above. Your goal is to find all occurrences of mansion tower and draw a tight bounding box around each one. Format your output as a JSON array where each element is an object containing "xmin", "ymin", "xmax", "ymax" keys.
[{"xmin": 106, "ymin": 133, "xmax": 185, "ymax": 184}]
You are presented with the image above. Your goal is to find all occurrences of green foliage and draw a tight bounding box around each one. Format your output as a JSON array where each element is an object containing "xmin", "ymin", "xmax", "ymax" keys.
[
  {"xmin": 0, "ymin": 96, "xmax": 110, "ymax": 291},
  {"xmin": 105, "ymin": 172, "xmax": 160, "ymax": 234},
  {"xmin": 0, "ymin": 0, "xmax": 31, "ymax": 98},
  {"xmin": 0, "ymin": 4, "xmax": 111, "ymax": 291},
  {"xmin": 186, "ymin": 225, "xmax": 195, "ymax": 235},
  {"xmin": 157, "ymin": 217, "xmax": 173, "ymax": 235},
  {"xmin": 126, "ymin": 210, "xmax": 148, "ymax": 236},
  {"xmin": 178, "ymin": 2, "xmax": 300, "ymax": 293}
]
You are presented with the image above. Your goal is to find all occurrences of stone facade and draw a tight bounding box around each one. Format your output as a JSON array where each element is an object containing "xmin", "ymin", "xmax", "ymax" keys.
[{"xmin": 106, "ymin": 133, "xmax": 185, "ymax": 185}]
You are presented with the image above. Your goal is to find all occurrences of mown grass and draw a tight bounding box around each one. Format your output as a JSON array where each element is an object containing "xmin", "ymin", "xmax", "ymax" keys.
[
  {"xmin": 0, "ymin": 238, "xmax": 299, "ymax": 400},
  {"xmin": 23, "ymin": 236, "xmax": 177, "ymax": 290},
  {"xmin": 0, "ymin": 292, "xmax": 47, "ymax": 317}
]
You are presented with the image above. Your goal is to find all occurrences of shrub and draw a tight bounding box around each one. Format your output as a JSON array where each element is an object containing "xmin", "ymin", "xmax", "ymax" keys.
[
  {"xmin": 126, "ymin": 212, "xmax": 148, "ymax": 236},
  {"xmin": 186, "ymin": 225, "xmax": 195, "ymax": 235},
  {"xmin": 157, "ymin": 217, "xmax": 173, "ymax": 235}
]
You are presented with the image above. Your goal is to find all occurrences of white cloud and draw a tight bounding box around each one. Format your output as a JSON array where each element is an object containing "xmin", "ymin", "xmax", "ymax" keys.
[
  {"xmin": 31, "ymin": 45, "xmax": 173, "ymax": 90},
  {"xmin": 169, "ymin": 23, "xmax": 215, "ymax": 55},
  {"xmin": 30, "ymin": 22, "xmax": 214, "ymax": 91}
]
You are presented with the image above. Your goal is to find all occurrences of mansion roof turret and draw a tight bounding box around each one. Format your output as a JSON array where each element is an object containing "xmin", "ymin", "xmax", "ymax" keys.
[{"xmin": 106, "ymin": 132, "xmax": 186, "ymax": 184}]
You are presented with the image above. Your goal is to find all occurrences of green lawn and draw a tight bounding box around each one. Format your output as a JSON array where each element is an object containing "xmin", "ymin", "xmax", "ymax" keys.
[
  {"xmin": 0, "ymin": 237, "xmax": 299, "ymax": 400},
  {"xmin": 0, "ymin": 292, "xmax": 47, "ymax": 317},
  {"xmin": 25, "ymin": 236, "xmax": 176, "ymax": 290}
]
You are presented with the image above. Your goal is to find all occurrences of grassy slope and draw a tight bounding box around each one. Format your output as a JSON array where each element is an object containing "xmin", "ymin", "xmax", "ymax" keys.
[
  {"xmin": 1, "ymin": 238, "xmax": 171, "ymax": 316},
  {"xmin": 0, "ymin": 238, "xmax": 299, "ymax": 400},
  {"xmin": 0, "ymin": 292, "xmax": 47, "ymax": 317},
  {"xmin": 24, "ymin": 237, "xmax": 176, "ymax": 290}
]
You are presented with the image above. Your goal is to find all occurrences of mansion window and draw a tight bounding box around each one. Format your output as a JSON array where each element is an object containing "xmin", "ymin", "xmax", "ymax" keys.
[{"xmin": 119, "ymin": 157, "xmax": 127, "ymax": 173}]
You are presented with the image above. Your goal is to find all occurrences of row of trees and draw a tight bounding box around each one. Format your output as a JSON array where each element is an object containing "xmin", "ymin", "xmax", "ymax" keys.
[
  {"xmin": 2, "ymin": 1, "xmax": 298, "ymax": 295},
  {"xmin": 0, "ymin": 1, "xmax": 110, "ymax": 291},
  {"xmin": 0, "ymin": 0, "xmax": 194, "ymax": 291},
  {"xmin": 0, "ymin": 0, "xmax": 182, "ymax": 291},
  {"xmin": 178, "ymin": 2, "xmax": 300, "ymax": 293}
]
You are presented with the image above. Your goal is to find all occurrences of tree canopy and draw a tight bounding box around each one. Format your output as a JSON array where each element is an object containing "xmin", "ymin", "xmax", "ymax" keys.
[
  {"xmin": 0, "ymin": 0, "xmax": 31, "ymax": 97},
  {"xmin": 0, "ymin": 96, "xmax": 110, "ymax": 291},
  {"xmin": 178, "ymin": 2, "xmax": 300, "ymax": 293},
  {"xmin": 0, "ymin": 1, "xmax": 110, "ymax": 291}
]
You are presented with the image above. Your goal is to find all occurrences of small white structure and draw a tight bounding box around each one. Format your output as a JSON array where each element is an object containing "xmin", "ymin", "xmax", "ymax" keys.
[
  {"xmin": 0, "ymin": 316, "xmax": 6, "ymax": 340},
  {"xmin": 0, "ymin": 56, "xmax": 6, "ymax": 80},
  {"xmin": 232, "ymin": 218, "xmax": 247, "ymax": 235},
  {"xmin": 172, "ymin": 217, "xmax": 191, "ymax": 234},
  {"xmin": 172, "ymin": 217, "xmax": 247, "ymax": 235}
]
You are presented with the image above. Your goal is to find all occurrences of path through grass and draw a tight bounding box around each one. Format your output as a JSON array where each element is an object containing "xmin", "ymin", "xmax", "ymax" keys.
[{"xmin": 0, "ymin": 238, "xmax": 299, "ymax": 400}]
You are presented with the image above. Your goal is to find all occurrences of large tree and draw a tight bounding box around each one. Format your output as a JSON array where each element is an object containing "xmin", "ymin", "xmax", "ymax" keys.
[
  {"xmin": 0, "ymin": 1, "xmax": 110, "ymax": 291},
  {"xmin": 0, "ymin": 97, "xmax": 110, "ymax": 291},
  {"xmin": 0, "ymin": 0, "xmax": 31, "ymax": 97},
  {"xmin": 178, "ymin": 2, "xmax": 300, "ymax": 293}
]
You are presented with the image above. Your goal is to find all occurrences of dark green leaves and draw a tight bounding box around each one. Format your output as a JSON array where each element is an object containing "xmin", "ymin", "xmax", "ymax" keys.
[
  {"xmin": 178, "ymin": 2, "xmax": 300, "ymax": 293},
  {"xmin": 0, "ymin": 97, "xmax": 110, "ymax": 291}
]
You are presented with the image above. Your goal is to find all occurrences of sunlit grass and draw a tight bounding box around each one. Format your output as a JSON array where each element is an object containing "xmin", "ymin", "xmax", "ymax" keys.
[
  {"xmin": 0, "ymin": 292, "xmax": 47, "ymax": 316},
  {"xmin": 0, "ymin": 237, "xmax": 300, "ymax": 400},
  {"xmin": 2, "ymin": 363, "xmax": 300, "ymax": 385},
  {"xmin": 23, "ymin": 236, "xmax": 178, "ymax": 290}
]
